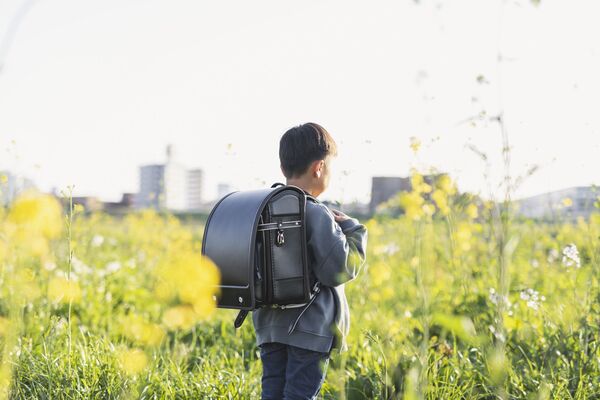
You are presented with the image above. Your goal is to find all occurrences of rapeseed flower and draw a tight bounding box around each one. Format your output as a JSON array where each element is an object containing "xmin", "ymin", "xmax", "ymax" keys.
[
  {"xmin": 409, "ymin": 137, "xmax": 421, "ymax": 153},
  {"xmin": 466, "ymin": 203, "xmax": 478, "ymax": 219},
  {"xmin": 117, "ymin": 348, "xmax": 148, "ymax": 375},
  {"xmin": 162, "ymin": 305, "xmax": 197, "ymax": 330},
  {"xmin": 120, "ymin": 314, "xmax": 165, "ymax": 346},
  {"xmin": 398, "ymin": 191, "xmax": 425, "ymax": 221},
  {"xmin": 47, "ymin": 277, "xmax": 82, "ymax": 304},
  {"xmin": 8, "ymin": 190, "xmax": 62, "ymax": 240}
]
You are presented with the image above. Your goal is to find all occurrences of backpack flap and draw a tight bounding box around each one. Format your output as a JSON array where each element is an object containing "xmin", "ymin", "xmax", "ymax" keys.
[{"xmin": 202, "ymin": 189, "xmax": 274, "ymax": 310}]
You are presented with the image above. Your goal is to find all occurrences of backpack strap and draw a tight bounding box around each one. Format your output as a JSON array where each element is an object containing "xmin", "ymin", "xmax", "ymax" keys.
[
  {"xmin": 234, "ymin": 310, "xmax": 249, "ymax": 329},
  {"xmin": 305, "ymin": 194, "xmax": 319, "ymax": 204},
  {"xmin": 288, "ymin": 281, "xmax": 321, "ymax": 335},
  {"xmin": 288, "ymin": 190, "xmax": 322, "ymax": 335},
  {"xmin": 270, "ymin": 182, "xmax": 320, "ymax": 205}
]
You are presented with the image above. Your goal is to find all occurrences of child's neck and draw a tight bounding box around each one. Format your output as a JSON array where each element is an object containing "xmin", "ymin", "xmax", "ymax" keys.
[{"xmin": 286, "ymin": 177, "xmax": 319, "ymax": 197}]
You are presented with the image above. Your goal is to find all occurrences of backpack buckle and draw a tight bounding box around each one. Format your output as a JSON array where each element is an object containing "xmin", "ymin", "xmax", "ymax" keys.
[{"xmin": 276, "ymin": 229, "xmax": 285, "ymax": 246}]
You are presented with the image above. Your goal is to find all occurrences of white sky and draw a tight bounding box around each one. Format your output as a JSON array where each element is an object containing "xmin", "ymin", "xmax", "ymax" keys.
[{"xmin": 0, "ymin": 0, "xmax": 598, "ymax": 204}]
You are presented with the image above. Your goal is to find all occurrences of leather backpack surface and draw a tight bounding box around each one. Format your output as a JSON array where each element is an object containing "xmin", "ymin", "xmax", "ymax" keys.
[{"xmin": 202, "ymin": 183, "xmax": 319, "ymax": 327}]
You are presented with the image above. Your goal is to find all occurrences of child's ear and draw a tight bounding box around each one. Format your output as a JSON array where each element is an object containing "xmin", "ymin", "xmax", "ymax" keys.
[{"xmin": 312, "ymin": 160, "xmax": 324, "ymax": 178}]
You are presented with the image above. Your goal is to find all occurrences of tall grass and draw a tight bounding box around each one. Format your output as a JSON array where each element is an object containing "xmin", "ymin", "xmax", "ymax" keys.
[{"xmin": 0, "ymin": 162, "xmax": 599, "ymax": 400}]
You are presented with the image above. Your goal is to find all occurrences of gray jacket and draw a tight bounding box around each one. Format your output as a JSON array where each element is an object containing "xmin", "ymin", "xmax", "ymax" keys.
[{"xmin": 252, "ymin": 200, "xmax": 368, "ymax": 353}]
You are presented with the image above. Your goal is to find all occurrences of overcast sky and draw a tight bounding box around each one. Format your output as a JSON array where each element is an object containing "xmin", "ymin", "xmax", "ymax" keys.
[{"xmin": 0, "ymin": 0, "xmax": 598, "ymax": 204}]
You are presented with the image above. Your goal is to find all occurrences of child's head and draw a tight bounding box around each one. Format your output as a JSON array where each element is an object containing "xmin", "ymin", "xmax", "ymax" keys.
[{"xmin": 279, "ymin": 122, "xmax": 338, "ymax": 197}]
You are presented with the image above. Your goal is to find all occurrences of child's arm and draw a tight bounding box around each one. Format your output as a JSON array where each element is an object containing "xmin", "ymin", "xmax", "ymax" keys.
[{"xmin": 307, "ymin": 204, "xmax": 368, "ymax": 287}]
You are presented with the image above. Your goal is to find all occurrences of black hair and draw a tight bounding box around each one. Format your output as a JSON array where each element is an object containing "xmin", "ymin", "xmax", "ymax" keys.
[{"xmin": 279, "ymin": 122, "xmax": 338, "ymax": 179}]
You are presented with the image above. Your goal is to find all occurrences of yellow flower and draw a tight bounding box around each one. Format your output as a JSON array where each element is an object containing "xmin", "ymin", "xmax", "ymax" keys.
[
  {"xmin": 14, "ymin": 268, "xmax": 41, "ymax": 303},
  {"xmin": 117, "ymin": 348, "xmax": 148, "ymax": 375},
  {"xmin": 503, "ymin": 315, "xmax": 522, "ymax": 332},
  {"xmin": 410, "ymin": 173, "xmax": 432, "ymax": 194},
  {"xmin": 120, "ymin": 314, "xmax": 165, "ymax": 346},
  {"xmin": 436, "ymin": 175, "xmax": 456, "ymax": 196},
  {"xmin": 455, "ymin": 223, "xmax": 472, "ymax": 253},
  {"xmin": 154, "ymin": 281, "xmax": 173, "ymax": 302},
  {"xmin": 0, "ymin": 174, "xmax": 7, "ymax": 184},
  {"xmin": 8, "ymin": 190, "xmax": 63, "ymax": 239},
  {"xmin": 409, "ymin": 137, "xmax": 421, "ymax": 153},
  {"xmin": 191, "ymin": 295, "xmax": 217, "ymax": 319},
  {"xmin": 29, "ymin": 236, "xmax": 50, "ymax": 257},
  {"xmin": 21, "ymin": 281, "xmax": 42, "ymax": 303},
  {"xmin": 466, "ymin": 204, "xmax": 478, "ymax": 219},
  {"xmin": 411, "ymin": 173, "xmax": 424, "ymax": 190},
  {"xmin": 431, "ymin": 190, "xmax": 450, "ymax": 216},
  {"xmin": 162, "ymin": 305, "xmax": 197, "ymax": 330},
  {"xmin": 48, "ymin": 277, "xmax": 82, "ymax": 304},
  {"xmin": 156, "ymin": 253, "xmax": 220, "ymax": 319},
  {"xmin": 398, "ymin": 191, "xmax": 425, "ymax": 221},
  {"xmin": 561, "ymin": 198, "xmax": 572, "ymax": 207}
]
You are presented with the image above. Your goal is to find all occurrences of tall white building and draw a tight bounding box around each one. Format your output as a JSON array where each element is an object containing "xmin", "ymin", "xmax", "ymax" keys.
[
  {"xmin": 137, "ymin": 164, "xmax": 165, "ymax": 209},
  {"xmin": 164, "ymin": 145, "xmax": 187, "ymax": 211},
  {"xmin": 136, "ymin": 145, "xmax": 204, "ymax": 211},
  {"xmin": 187, "ymin": 169, "xmax": 204, "ymax": 211}
]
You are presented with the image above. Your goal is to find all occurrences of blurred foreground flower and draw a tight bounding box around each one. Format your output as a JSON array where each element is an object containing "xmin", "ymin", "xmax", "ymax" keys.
[
  {"xmin": 410, "ymin": 173, "xmax": 432, "ymax": 194},
  {"xmin": 398, "ymin": 191, "xmax": 425, "ymax": 220},
  {"xmin": 7, "ymin": 190, "xmax": 62, "ymax": 240},
  {"xmin": 465, "ymin": 203, "xmax": 478, "ymax": 219},
  {"xmin": 6, "ymin": 190, "xmax": 63, "ymax": 258},
  {"xmin": 455, "ymin": 222, "xmax": 473, "ymax": 253},
  {"xmin": 154, "ymin": 253, "xmax": 220, "ymax": 328},
  {"xmin": 120, "ymin": 314, "xmax": 165, "ymax": 346},
  {"xmin": 117, "ymin": 348, "xmax": 148, "ymax": 376},
  {"xmin": 47, "ymin": 277, "xmax": 82, "ymax": 304},
  {"xmin": 436, "ymin": 174, "xmax": 457, "ymax": 196},
  {"xmin": 431, "ymin": 190, "xmax": 450, "ymax": 216},
  {"xmin": 162, "ymin": 305, "xmax": 198, "ymax": 330}
]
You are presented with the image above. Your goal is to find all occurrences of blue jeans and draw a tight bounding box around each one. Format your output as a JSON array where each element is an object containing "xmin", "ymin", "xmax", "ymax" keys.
[{"xmin": 259, "ymin": 342, "xmax": 330, "ymax": 400}]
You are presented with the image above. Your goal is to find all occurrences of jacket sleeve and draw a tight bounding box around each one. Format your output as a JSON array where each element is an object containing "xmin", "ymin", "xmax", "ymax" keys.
[{"xmin": 306, "ymin": 203, "xmax": 368, "ymax": 287}]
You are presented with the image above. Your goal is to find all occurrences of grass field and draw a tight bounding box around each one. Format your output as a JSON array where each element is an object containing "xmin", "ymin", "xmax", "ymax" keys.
[{"xmin": 0, "ymin": 176, "xmax": 598, "ymax": 399}]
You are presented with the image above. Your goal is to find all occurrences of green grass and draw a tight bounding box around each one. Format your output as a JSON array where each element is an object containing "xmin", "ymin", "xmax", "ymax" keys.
[{"xmin": 1, "ymin": 190, "xmax": 599, "ymax": 399}]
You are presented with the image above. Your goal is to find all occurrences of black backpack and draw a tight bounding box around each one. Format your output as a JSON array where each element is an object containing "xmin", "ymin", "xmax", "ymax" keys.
[{"xmin": 202, "ymin": 183, "xmax": 320, "ymax": 328}]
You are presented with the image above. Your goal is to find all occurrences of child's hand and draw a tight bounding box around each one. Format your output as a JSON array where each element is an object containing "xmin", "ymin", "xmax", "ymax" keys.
[{"xmin": 331, "ymin": 209, "xmax": 351, "ymax": 223}]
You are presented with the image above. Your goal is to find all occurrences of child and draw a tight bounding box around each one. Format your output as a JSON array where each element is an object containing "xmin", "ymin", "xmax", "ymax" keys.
[{"xmin": 252, "ymin": 122, "xmax": 368, "ymax": 399}]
